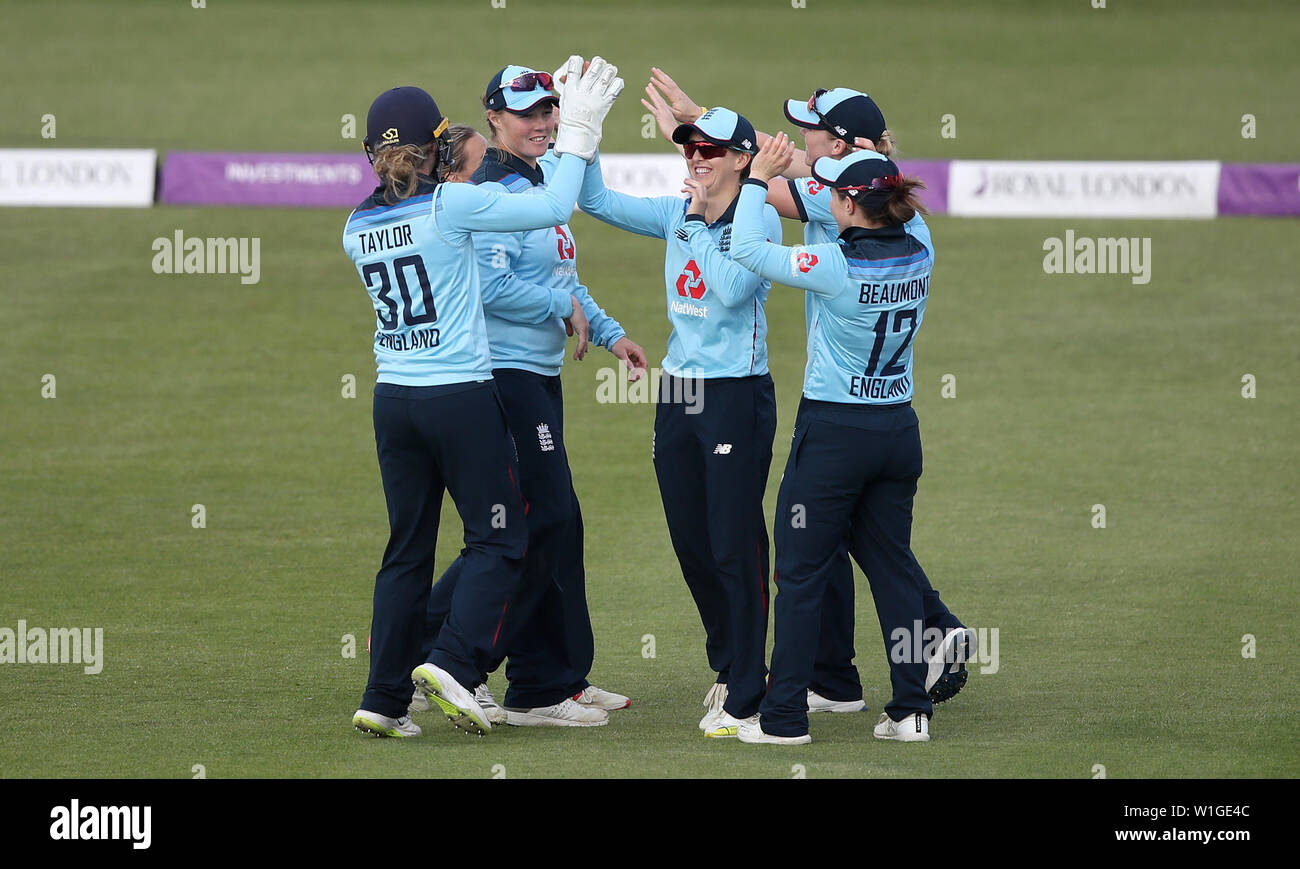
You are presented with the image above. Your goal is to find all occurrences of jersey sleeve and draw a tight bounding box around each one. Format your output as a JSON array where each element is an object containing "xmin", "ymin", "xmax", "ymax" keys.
[
  {"xmin": 731, "ymin": 180, "xmax": 846, "ymax": 296},
  {"xmin": 679, "ymin": 214, "xmax": 767, "ymax": 309},
  {"xmin": 790, "ymin": 177, "xmax": 835, "ymax": 226},
  {"xmin": 904, "ymin": 211, "xmax": 934, "ymax": 263},
  {"xmin": 573, "ymin": 284, "xmax": 626, "ymax": 350},
  {"xmin": 471, "ymin": 202, "xmax": 574, "ymax": 325},
  {"xmin": 439, "ymin": 152, "xmax": 583, "ymax": 233},
  {"xmin": 577, "ymin": 151, "xmax": 673, "ymax": 240}
]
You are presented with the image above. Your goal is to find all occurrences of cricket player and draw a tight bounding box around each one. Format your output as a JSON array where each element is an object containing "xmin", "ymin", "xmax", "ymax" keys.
[
  {"xmin": 343, "ymin": 58, "xmax": 625, "ymax": 739},
  {"xmin": 731, "ymin": 137, "xmax": 943, "ymax": 744},
  {"xmin": 577, "ymin": 108, "xmax": 783, "ymax": 739}
]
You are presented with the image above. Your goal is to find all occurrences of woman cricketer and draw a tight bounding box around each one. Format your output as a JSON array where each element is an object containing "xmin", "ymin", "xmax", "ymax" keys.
[
  {"xmin": 577, "ymin": 107, "xmax": 784, "ymax": 738},
  {"xmin": 421, "ymin": 64, "xmax": 645, "ymax": 728},
  {"xmin": 730, "ymin": 135, "xmax": 943, "ymax": 745},
  {"xmin": 343, "ymin": 57, "xmax": 624, "ymax": 739}
]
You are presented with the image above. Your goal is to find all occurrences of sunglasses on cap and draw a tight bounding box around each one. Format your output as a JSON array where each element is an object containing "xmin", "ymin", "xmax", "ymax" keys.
[
  {"xmin": 807, "ymin": 88, "xmax": 851, "ymax": 140},
  {"xmin": 683, "ymin": 141, "xmax": 733, "ymax": 160},
  {"xmin": 490, "ymin": 71, "xmax": 554, "ymax": 99},
  {"xmin": 834, "ymin": 173, "xmax": 904, "ymax": 198}
]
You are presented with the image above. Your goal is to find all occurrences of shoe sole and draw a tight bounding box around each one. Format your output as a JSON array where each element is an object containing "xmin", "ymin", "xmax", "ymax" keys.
[
  {"xmin": 737, "ymin": 728, "xmax": 812, "ymax": 745},
  {"xmin": 929, "ymin": 666, "xmax": 969, "ymax": 704},
  {"xmin": 926, "ymin": 628, "xmax": 976, "ymax": 694},
  {"xmin": 503, "ymin": 710, "xmax": 608, "ymax": 727},
  {"xmin": 412, "ymin": 667, "xmax": 490, "ymax": 737},
  {"xmin": 808, "ymin": 699, "xmax": 867, "ymax": 714},
  {"xmin": 704, "ymin": 725, "xmax": 741, "ymax": 739},
  {"xmin": 874, "ymin": 730, "xmax": 931, "ymax": 743},
  {"xmin": 577, "ymin": 699, "xmax": 632, "ymax": 711},
  {"xmin": 352, "ymin": 714, "xmax": 418, "ymax": 738}
]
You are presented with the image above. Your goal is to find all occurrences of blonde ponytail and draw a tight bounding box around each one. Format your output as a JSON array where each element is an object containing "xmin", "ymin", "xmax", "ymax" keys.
[{"xmin": 371, "ymin": 140, "xmax": 432, "ymax": 202}]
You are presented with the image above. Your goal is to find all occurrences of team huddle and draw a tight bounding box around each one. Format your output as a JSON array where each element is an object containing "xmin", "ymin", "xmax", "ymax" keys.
[{"xmin": 342, "ymin": 56, "xmax": 976, "ymax": 746}]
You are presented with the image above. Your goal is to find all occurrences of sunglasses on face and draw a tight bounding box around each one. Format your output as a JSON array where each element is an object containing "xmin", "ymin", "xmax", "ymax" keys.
[
  {"xmin": 683, "ymin": 141, "xmax": 731, "ymax": 160},
  {"xmin": 492, "ymin": 71, "xmax": 554, "ymax": 99}
]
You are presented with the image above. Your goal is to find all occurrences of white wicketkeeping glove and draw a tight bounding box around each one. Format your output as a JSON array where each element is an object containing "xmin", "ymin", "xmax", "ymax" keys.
[{"xmin": 553, "ymin": 55, "xmax": 624, "ymax": 162}]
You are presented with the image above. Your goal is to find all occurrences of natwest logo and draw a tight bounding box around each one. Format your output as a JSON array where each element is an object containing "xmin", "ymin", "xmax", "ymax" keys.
[
  {"xmin": 555, "ymin": 226, "xmax": 575, "ymax": 260},
  {"xmin": 675, "ymin": 259, "xmax": 707, "ymax": 299},
  {"xmin": 796, "ymin": 251, "xmax": 818, "ymax": 273}
]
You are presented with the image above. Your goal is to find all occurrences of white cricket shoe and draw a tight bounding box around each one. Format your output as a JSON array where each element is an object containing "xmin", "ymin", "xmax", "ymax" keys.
[
  {"xmin": 873, "ymin": 712, "xmax": 930, "ymax": 743},
  {"xmin": 704, "ymin": 711, "xmax": 754, "ymax": 739},
  {"xmin": 573, "ymin": 685, "xmax": 631, "ymax": 711},
  {"xmin": 807, "ymin": 690, "xmax": 867, "ymax": 714},
  {"xmin": 926, "ymin": 627, "xmax": 976, "ymax": 701},
  {"xmin": 352, "ymin": 709, "xmax": 422, "ymax": 738},
  {"xmin": 475, "ymin": 684, "xmax": 508, "ymax": 725},
  {"xmin": 411, "ymin": 663, "xmax": 492, "ymax": 736},
  {"xmin": 698, "ymin": 682, "xmax": 728, "ymax": 731},
  {"xmin": 503, "ymin": 698, "xmax": 609, "ymax": 727},
  {"xmin": 737, "ymin": 717, "xmax": 812, "ymax": 745}
]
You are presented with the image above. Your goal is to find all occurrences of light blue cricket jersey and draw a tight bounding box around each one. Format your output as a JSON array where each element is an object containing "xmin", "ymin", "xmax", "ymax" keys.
[
  {"xmin": 733, "ymin": 181, "xmax": 933, "ymax": 404},
  {"xmin": 579, "ymin": 152, "xmax": 784, "ymax": 379},
  {"xmin": 341, "ymin": 153, "xmax": 584, "ymax": 385},
  {"xmin": 469, "ymin": 148, "xmax": 625, "ymax": 376}
]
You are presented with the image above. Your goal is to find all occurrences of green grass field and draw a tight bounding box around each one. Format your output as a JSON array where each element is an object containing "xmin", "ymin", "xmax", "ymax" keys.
[{"xmin": 1, "ymin": 0, "xmax": 1298, "ymax": 778}]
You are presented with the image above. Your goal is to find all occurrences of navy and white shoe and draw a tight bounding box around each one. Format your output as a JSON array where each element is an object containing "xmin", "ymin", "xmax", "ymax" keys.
[{"xmin": 927, "ymin": 627, "xmax": 976, "ymax": 704}]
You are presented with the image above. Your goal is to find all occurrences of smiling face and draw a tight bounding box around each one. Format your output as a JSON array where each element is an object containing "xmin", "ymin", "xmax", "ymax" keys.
[
  {"xmin": 489, "ymin": 101, "xmax": 557, "ymax": 164},
  {"xmin": 686, "ymin": 135, "xmax": 751, "ymax": 192}
]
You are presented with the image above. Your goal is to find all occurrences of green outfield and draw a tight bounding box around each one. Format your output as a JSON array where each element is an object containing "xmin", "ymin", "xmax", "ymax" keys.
[{"xmin": 1, "ymin": 0, "xmax": 1297, "ymax": 778}]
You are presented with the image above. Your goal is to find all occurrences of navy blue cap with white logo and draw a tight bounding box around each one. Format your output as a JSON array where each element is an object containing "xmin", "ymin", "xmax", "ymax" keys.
[
  {"xmin": 365, "ymin": 86, "xmax": 448, "ymax": 155},
  {"xmin": 484, "ymin": 65, "xmax": 559, "ymax": 114},
  {"xmin": 672, "ymin": 107, "xmax": 758, "ymax": 154},
  {"xmin": 784, "ymin": 88, "xmax": 886, "ymax": 144},
  {"xmin": 811, "ymin": 150, "xmax": 900, "ymax": 200}
]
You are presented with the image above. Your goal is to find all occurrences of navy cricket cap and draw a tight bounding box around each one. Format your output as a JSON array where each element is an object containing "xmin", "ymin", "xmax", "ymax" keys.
[
  {"xmin": 784, "ymin": 88, "xmax": 886, "ymax": 144},
  {"xmin": 365, "ymin": 86, "xmax": 448, "ymax": 154},
  {"xmin": 811, "ymin": 150, "xmax": 901, "ymax": 200},
  {"xmin": 672, "ymin": 107, "xmax": 758, "ymax": 154},
  {"xmin": 484, "ymin": 65, "xmax": 559, "ymax": 114}
]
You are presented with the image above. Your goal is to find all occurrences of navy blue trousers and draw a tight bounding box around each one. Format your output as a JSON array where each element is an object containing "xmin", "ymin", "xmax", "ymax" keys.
[
  {"xmin": 423, "ymin": 369, "xmax": 592, "ymax": 709},
  {"xmin": 815, "ymin": 542, "xmax": 965, "ymax": 703},
  {"xmin": 761, "ymin": 398, "xmax": 934, "ymax": 737},
  {"xmin": 654, "ymin": 373, "xmax": 776, "ymax": 720},
  {"xmin": 361, "ymin": 381, "xmax": 527, "ymax": 720}
]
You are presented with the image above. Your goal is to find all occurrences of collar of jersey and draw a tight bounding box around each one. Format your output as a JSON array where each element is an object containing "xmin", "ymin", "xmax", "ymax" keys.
[
  {"xmin": 474, "ymin": 147, "xmax": 545, "ymax": 187},
  {"xmin": 686, "ymin": 190, "xmax": 741, "ymax": 226},
  {"xmin": 839, "ymin": 224, "xmax": 906, "ymax": 245}
]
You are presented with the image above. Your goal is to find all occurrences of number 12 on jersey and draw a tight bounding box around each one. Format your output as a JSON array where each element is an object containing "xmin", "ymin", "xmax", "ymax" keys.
[{"xmin": 865, "ymin": 307, "xmax": 918, "ymax": 378}]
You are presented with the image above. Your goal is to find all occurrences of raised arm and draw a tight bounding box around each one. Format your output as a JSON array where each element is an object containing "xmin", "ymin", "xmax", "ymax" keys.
[
  {"xmin": 442, "ymin": 152, "xmax": 584, "ymax": 233},
  {"xmin": 578, "ymin": 151, "xmax": 672, "ymax": 240},
  {"xmin": 731, "ymin": 181, "xmax": 845, "ymax": 296}
]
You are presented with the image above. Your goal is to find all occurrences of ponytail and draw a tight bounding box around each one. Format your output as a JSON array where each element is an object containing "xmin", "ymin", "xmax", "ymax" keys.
[
  {"xmin": 371, "ymin": 139, "xmax": 433, "ymax": 203},
  {"xmin": 844, "ymin": 176, "xmax": 928, "ymax": 226},
  {"xmin": 874, "ymin": 129, "xmax": 897, "ymax": 158}
]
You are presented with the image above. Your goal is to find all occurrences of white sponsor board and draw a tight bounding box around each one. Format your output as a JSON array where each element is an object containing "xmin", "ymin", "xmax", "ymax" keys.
[
  {"xmin": 948, "ymin": 160, "xmax": 1219, "ymax": 218},
  {"xmin": 585, "ymin": 153, "xmax": 686, "ymax": 202},
  {"xmin": 0, "ymin": 149, "xmax": 156, "ymax": 207}
]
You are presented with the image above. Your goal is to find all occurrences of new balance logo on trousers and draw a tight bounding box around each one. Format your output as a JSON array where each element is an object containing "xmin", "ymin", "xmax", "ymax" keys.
[{"xmin": 713, "ymin": 444, "xmax": 732, "ymax": 454}]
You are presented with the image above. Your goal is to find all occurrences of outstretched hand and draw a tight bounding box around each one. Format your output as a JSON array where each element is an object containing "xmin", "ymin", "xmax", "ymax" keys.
[{"xmin": 648, "ymin": 68, "xmax": 703, "ymax": 124}]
